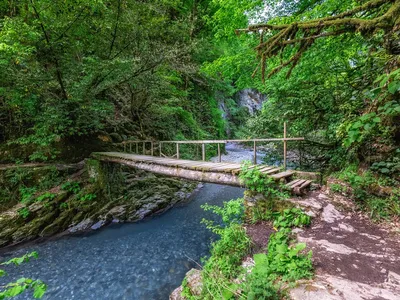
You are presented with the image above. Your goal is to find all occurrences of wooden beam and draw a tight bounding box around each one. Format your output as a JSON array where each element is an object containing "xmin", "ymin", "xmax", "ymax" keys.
[{"xmin": 96, "ymin": 156, "xmax": 242, "ymax": 187}]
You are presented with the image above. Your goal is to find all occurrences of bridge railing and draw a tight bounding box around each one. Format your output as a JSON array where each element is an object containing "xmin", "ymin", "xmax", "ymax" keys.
[{"xmin": 116, "ymin": 123, "xmax": 304, "ymax": 169}]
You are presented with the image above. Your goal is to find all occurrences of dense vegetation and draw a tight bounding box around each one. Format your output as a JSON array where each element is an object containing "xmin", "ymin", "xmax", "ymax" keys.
[{"xmin": 0, "ymin": 0, "xmax": 399, "ymax": 298}]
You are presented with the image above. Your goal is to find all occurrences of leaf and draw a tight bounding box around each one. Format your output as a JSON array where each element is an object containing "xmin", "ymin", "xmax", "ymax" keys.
[
  {"xmin": 33, "ymin": 283, "xmax": 47, "ymax": 299},
  {"xmin": 380, "ymin": 168, "xmax": 390, "ymax": 174},
  {"xmin": 373, "ymin": 117, "xmax": 381, "ymax": 123},
  {"xmin": 388, "ymin": 81, "xmax": 400, "ymax": 94}
]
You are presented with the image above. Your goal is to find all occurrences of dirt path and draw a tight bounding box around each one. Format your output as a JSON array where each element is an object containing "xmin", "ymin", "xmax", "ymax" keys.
[{"xmin": 289, "ymin": 189, "xmax": 400, "ymax": 300}]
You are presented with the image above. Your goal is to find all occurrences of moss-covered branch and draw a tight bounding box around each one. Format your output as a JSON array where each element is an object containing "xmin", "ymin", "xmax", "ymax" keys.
[{"xmin": 237, "ymin": 0, "xmax": 400, "ymax": 80}]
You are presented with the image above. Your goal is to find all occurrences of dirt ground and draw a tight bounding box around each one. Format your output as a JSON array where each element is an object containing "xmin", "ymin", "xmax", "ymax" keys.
[{"xmin": 289, "ymin": 189, "xmax": 400, "ymax": 300}]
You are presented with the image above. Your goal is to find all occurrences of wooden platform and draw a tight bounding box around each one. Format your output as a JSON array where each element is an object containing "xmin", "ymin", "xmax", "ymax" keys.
[{"xmin": 92, "ymin": 152, "xmax": 312, "ymax": 194}]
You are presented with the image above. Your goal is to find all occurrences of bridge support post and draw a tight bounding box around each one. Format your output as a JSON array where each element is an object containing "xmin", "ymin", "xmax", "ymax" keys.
[
  {"xmin": 176, "ymin": 143, "xmax": 180, "ymax": 159},
  {"xmin": 253, "ymin": 141, "xmax": 257, "ymax": 164},
  {"xmin": 283, "ymin": 122, "xmax": 287, "ymax": 170},
  {"xmin": 202, "ymin": 143, "xmax": 205, "ymax": 161}
]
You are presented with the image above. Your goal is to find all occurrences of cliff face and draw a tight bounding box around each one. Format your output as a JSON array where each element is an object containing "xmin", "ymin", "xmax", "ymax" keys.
[{"xmin": 235, "ymin": 88, "xmax": 267, "ymax": 115}]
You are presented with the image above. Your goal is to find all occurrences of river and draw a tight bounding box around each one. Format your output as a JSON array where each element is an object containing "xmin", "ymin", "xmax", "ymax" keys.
[{"xmin": 0, "ymin": 184, "xmax": 244, "ymax": 300}]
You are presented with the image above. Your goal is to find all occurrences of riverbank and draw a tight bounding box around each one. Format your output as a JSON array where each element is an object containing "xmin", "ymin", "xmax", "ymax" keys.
[
  {"xmin": 0, "ymin": 161, "xmax": 199, "ymax": 249},
  {"xmin": 0, "ymin": 184, "xmax": 245, "ymax": 299}
]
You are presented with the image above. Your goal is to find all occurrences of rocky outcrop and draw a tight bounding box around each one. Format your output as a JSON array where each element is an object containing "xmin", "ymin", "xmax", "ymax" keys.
[
  {"xmin": 170, "ymin": 269, "xmax": 202, "ymax": 300},
  {"xmin": 0, "ymin": 162, "xmax": 198, "ymax": 249},
  {"xmin": 235, "ymin": 88, "xmax": 267, "ymax": 115}
]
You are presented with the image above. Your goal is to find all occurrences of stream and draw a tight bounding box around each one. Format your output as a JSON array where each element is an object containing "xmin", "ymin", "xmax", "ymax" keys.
[
  {"xmin": 0, "ymin": 143, "xmax": 266, "ymax": 299},
  {"xmin": 0, "ymin": 184, "xmax": 244, "ymax": 300}
]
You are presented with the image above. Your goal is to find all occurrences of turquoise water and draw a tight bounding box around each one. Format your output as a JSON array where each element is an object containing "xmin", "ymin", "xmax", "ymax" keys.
[{"xmin": 0, "ymin": 184, "xmax": 244, "ymax": 300}]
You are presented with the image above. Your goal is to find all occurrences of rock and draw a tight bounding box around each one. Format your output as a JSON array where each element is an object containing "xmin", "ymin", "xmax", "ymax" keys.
[
  {"xmin": 321, "ymin": 204, "xmax": 344, "ymax": 223},
  {"xmin": 91, "ymin": 220, "xmax": 106, "ymax": 230},
  {"xmin": 235, "ymin": 88, "xmax": 267, "ymax": 115},
  {"xmin": 169, "ymin": 286, "xmax": 184, "ymax": 300},
  {"xmin": 338, "ymin": 223, "xmax": 355, "ymax": 232},
  {"xmin": 184, "ymin": 269, "xmax": 203, "ymax": 296},
  {"xmin": 68, "ymin": 219, "xmax": 93, "ymax": 233}
]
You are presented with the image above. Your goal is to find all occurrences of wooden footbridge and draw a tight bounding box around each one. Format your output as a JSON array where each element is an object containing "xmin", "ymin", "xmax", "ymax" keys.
[
  {"xmin": 92, "ymin": 126, "xmax": 317, "ymax": 194},
  {"xmin": 92, "ymin": 152, "xmax": 313, "ymax": 194}
]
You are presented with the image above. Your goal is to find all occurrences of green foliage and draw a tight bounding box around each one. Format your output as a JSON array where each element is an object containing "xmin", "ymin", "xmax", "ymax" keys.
[
  {"xmin": 370, "ymin": 149, "xmax": 400, "ymax": 176},
  {"xmin": 244, "ymin": 230, "xmax": 313, "ymax": 299},
  {"xmin": 0, "ymin": 252, "xmax": 46, "ymax": 299},
  {"xmin": 0, "ymin": 0, "xmax": 231, "ymax": 162},
  {"xmin": 17, "ymin": 207, "xmax": 30, "ymax": 219},
  {"xmin": 333, "ymin": 166, "xmax": 400, "ymax": 220},
  {"xmin": 198, "ymin": 195, "xmax": 313, "ymax": 299},
  {"xmin": 271, "ymin": 208, "xmax": 311, "ymax": 229},
  {"xmin": 61, "ymin": 181, "xmax": 81, "ymax": 194},
  {"xmin": 239, "ymin": 162, "xmax": 289, "ymax": 199},
  {"xmin": 243, "ymin": 205, "xmax": 313, "ymax": 299},
  {"xmin": 79, "ymin": 193, "xmax": 97, "ymax": 202},
  {"xmin": 35, "ymin": 192, "xmax": 56, "ymax": 203},
  {"xmin": 201, "ymin": 198, "xmax": 244, "ymax": 226},
  {"xmin": 329, "ymin": 183, "xmax": 347, "ymax": 194},
  {"xmin": 201, "ymin": 223, "xmax": 251, "ymax": 299}
]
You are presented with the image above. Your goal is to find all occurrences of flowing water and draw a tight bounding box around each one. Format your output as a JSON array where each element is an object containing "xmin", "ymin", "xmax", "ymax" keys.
[{"xmin": 0, "ymin": 184, "xmax": 244, "ymax": 300}]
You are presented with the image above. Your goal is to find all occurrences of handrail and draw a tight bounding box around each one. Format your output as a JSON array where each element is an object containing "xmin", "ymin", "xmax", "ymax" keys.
[{"xmin": 114, "ymin": 123, "xmax": 302, "ymax": 169}]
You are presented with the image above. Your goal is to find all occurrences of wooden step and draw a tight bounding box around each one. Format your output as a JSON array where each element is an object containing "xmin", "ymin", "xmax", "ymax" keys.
[
  {"xmin": 262, "ymin": 168, "xmax": 282, "ymax": 175},
  {"xmin": 293, "ymin": 180, "xmax": 312, "ymax": 195},
  {"xmin": 286, "ymin": 179, "xmax": 305, "ymax": 188},
  {"xmin": 271, "ymin": 170, "xmax": 295, "ymax": 180}
]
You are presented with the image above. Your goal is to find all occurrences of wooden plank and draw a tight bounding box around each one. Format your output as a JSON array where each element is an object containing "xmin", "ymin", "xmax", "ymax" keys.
[
  {"xmin": 258, "ymin": 166, "xmax": 276, "ymax": 172},
  {"xmin": 208, "ymin": 164, "xmax": 242, "ymax": 172},
  {"xmin": 293, "ymin": 180, "xmax": 312, "ymax": 195},
  {"xmin": 262, "ymin": 168, "xmax": 282, "ymax": 175},
  {"xmin": 271, "ymin": 170, "xmax": 295, "ymax": 180},
  {"xmin": 286, "ymin": 179, "xmax": 303, "ymax": 188},
  {"xmin": 287, "ymin": 179, "xmax": 306, "ymax": 189}
]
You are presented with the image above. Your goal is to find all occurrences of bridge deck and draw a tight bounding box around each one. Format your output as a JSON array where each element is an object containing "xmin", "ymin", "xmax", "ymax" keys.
[{"xmin": 92, "ymin": 152, "xmax": 312, "ymax": 194}]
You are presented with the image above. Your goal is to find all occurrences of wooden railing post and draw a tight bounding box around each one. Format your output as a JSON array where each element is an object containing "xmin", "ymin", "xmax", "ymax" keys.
[
  {"xmin": 218, "ymin": 143, "xmax": 221, "ymax": 163},
  {"xmin": 159, "ymin": 142, "xmax": 162, "ymax": 157},
  {"xmin": 176, "ymin": 143, "xmax": 180, "ymax": 159},
  {"xmin": 123, "ymin": 142, "xmax": 126, "ymax": 152},
  {"xmin": 283, "ymin": 122, "xmax": 287, "ymax": 170},
  {"xmin": 136, "ymin": 142, "xmax": 138, "ymax": 154},
  {"xmin": 151, "ymin": 142, "xmax": 154, "ymax": 156},
  {"xmin": 253, "ymin": 141, "xmax": 257, "ymax": 164},
  {"xmin": 202, "ymin": 143, "xmax": 206, "ymax": 161},
  {"xmin": 143, "ymin": 142, "xmax": 145, "ymax": 155},
  {"xmin": 129, "ymin": 143, "xmax": 132, "ymax": 153}
]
